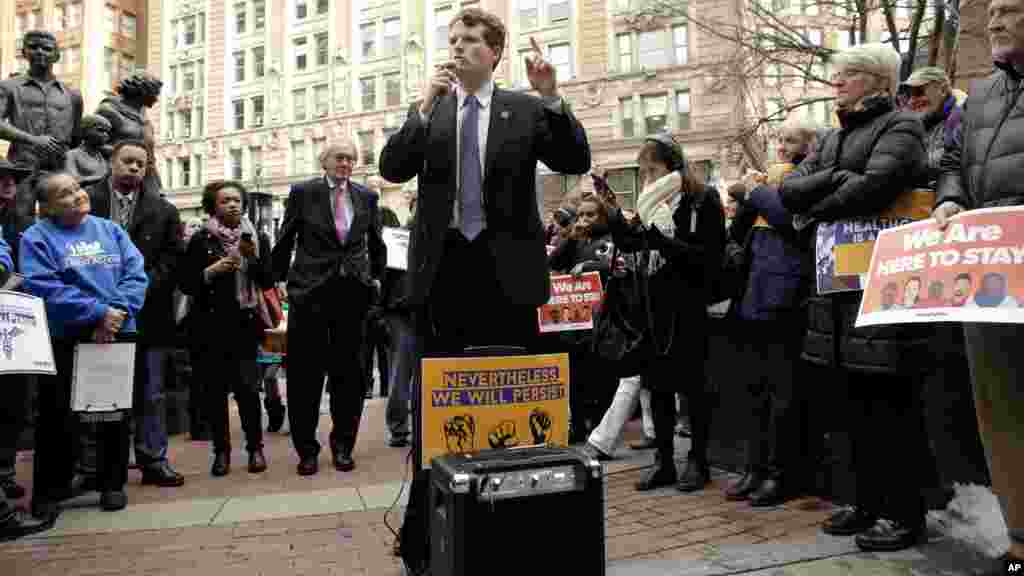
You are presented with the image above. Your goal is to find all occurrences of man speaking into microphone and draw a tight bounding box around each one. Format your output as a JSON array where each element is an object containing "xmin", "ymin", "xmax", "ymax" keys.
[{"xmin": 379, "ymin": 6, "xmax": 590, "ymax": 569}]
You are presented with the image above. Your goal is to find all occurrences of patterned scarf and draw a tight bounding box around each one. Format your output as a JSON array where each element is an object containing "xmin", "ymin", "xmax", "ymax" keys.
[{"xmin": 206, "ymin": 215, "xmax": 260, "ymax": 310}]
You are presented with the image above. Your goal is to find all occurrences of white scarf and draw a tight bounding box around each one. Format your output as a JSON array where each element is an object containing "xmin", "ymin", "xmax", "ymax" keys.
[{"xmin": 637, "ymin": 171, "xmax": 681, "ymax": 234}]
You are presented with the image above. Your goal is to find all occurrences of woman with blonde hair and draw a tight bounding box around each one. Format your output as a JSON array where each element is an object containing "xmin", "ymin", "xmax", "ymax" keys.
[{"xmin": 735, "ymin": 43, "xmax": 933, "ymax": 552}]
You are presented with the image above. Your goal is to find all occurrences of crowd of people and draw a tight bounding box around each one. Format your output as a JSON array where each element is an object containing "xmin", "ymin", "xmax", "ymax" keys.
[{"xmin": 0, "ymin": 5, "xmax": 1020, "ymax": 576}]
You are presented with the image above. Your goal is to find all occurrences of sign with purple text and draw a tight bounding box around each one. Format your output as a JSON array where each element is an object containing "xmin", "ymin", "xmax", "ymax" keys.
[
  {"xmin": 0, "ymin": 291, "xmax": 56, "ymax": 375},
  {"xmin": 420, "ymin": 353, "xmax": 570, "ymax": 468},
  {"xmin": 856, "ymin": 206, "xmax": 1024, "ymax": 327}
]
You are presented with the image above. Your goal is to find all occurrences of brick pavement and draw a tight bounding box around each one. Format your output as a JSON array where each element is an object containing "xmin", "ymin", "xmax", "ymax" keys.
[{"xmin": 0, "ymin": 395, "xmax": 876, "ymax": 576}]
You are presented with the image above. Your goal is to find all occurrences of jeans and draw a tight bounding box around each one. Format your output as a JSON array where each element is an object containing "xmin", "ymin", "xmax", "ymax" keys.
[
  {"xmin": 385, "ymin": 314, "xmax": 416, "ymax": 439},
  {"xmin": 588, "ymin": 376, "xmax": 655, "ymax": 455},
  {"xmin": 133, "ymin": 347, "xmax": 170, "ymax": 467}
]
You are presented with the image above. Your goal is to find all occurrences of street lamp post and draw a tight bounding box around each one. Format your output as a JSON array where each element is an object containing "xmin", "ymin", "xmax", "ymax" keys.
[{"xmin": 250, "ymin": 166, "xmax": 274, "ymax": 242}]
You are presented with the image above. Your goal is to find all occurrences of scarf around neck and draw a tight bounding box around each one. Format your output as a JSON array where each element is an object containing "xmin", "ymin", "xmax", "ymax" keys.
[{"xmin": 206, "ymin": 215, "xmax": 259, "ymax": 310}]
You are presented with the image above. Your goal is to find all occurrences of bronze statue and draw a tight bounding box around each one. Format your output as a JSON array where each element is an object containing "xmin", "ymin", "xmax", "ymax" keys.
[
  {"xmin": 0, "ymin": 30, "xmax": 83, "ymax": 219},
  {"xmin": 96, "ymin": 73, "xmax": 164, "ymax": 193},
  {"xmin": 65, "ymin": 115, "xmax": 112, "ymax": 187}
]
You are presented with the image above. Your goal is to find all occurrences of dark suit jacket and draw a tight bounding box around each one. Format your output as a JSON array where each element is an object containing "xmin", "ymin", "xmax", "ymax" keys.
[
  {"xmin": 87, "ymin": 178, "xmax": 182, "ymax": 345},
  {"xmin": 179, "ymin": 228, "xmax": 273, "ymax": 356},
  {"xmin": 379, "ymin": 89, "xmax": 591, "ymax": 309},
  {"xmin": 271, "ymin": 177, "xmax": 386, "ymax": 305}
]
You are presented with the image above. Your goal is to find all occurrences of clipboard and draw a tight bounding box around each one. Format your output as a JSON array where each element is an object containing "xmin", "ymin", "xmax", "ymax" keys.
[{"xmin": 71, "ymin": 342, "xmax": 136, "ymax": 412}]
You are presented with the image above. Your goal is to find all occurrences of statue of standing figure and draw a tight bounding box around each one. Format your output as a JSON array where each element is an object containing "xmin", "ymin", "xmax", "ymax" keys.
[
  {"xmin": 65, "ymin": 115, "xmax": 112, "ymax": 187},
  {"xmin": 0, "ymin": 30, "xmax": 83, "ymax": 219},
  {"xmin": 95, "ymin": 73, "xmax": 164, "ymax": 195}
]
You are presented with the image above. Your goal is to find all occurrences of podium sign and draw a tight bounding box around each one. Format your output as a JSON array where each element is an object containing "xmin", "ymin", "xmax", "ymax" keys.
[
  {"xmin": 0, "ymin": 291, "xmax": 56, "ymax": 375},
  {"xmin": 419, "ymin": 353, "xmax": 570, "ymax": 468}
]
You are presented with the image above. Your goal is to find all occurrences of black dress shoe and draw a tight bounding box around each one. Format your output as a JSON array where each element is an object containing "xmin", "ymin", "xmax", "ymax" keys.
[
  {"xmin": 141, "ymin": 462, "xmax": 186, "ymax": 487},
  {"xmin": 822, "ymin": 507, "xmax": 878, "ymax": 536},
  {"xmin": 1, "ymin": 478, "xmax": 26, "ymax": 500},
  {"xmin": 635, "ymin": 456, "xmax": 677, "ymax": 491},
  {"xmin": 265, "ymin": 400, "xmax": 286, "ymax": 433},
  {"xmin": 211, "ymin": 452, "xmax": 231, "ymax": 477},
  {"xmin": 0, "ymin": 508, "xmax": 56, "ymax": 541},
  {"xmin": 629, "ymin": 437, "xmax": 656, "ymax": 450},
  {"xmin": 854, "ymin": 520, "xmax": 924, "ymax": 552},
  {"xmin": 676, "ymin": 457, "xmax": 710, "ymax": 493},
  {"xmin": 297, "ymin": 456, "xmax": 319, "ymax": 476},
  {"xmin": 248, "ymin": 450, "xmax": 268, "ymax": 473},
  {"xmin": 333, "ymin": 450, "xmax": 355, "ymax": 472},
  {"xmin": 749, "ymin": 478, "xmax": 788, "ymax": 507},
  {"xmin": 99, "ymin": 491, "xmax": 127, "ymax": 512},
  {"xmin": 725, "ymin": 469, "xmax": 762, "ymax": 501}
]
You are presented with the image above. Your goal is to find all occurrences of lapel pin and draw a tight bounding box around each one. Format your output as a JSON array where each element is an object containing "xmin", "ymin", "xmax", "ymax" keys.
[{"xmin": 500, "ymin": 110, "xmax": 510, "ymax": 120}]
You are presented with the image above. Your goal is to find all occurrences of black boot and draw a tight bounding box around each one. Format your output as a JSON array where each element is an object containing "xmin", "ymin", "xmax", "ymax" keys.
[
  {"xmin": 211, "ymin": 452, "xmax": 230, "ymax": 477},
  {"xmin": 854, "ymin": 519, "xmax": 925, "ymax": 552},
  {"xmin": 725, "ymin": 467, "xmax": 762, "ymax": 501},
  {"xmin": 676, "ymin": 451, "xmax": 710, "ymax": 493},
  {"xmin": 635, "ymin": 452, "xmax": 676, "ymax": 491},
  {"xmin": 749, "ymin": 477, "xmax": 788, "ymax": 507},
  {"xmin": 264, "ymin": 396, "xmax": 285, "ymax": 433}
]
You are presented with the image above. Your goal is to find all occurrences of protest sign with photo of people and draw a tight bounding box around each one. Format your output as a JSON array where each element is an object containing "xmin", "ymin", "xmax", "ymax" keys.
[
  {"xmin": 856, "ymin": 206, "xmax": 1024, "ymax": 327},
  {"xmin": 537, "ymin": 272, "xmax": 603, "ymax": 333}
]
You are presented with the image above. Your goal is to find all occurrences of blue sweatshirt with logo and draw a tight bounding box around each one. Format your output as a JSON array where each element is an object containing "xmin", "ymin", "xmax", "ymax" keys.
[{"xmin": 20, "ymin": 215, "xmax": 148, "ymax": 341}]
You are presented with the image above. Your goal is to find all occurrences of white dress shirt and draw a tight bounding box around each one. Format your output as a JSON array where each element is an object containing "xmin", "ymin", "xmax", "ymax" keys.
[
  {"xmin": 419, "ymin": 81, "xmax": 493, "ymax": 228},
  {"xmin": 326, "ymin": 175, "xmax": 354, "ymax": 234}
]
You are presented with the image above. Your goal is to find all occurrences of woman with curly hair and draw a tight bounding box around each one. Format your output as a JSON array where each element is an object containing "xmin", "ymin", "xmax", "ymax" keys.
[{"xmin": 96, "ymin": 73, "xmax": 164, "ymax": 196}]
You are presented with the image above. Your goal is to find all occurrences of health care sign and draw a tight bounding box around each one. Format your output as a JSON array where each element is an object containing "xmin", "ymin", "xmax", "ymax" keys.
[
  {"xmin": 856, "ymin": 206, "xmax": 1024, "ymax": 327},
  {"xmin": 0, "ymin": 291, "xmax": 56, "ymax": 375},
  {"xmin": 419, "ymin": 353, "xmax": 570, "ymax": 467}
]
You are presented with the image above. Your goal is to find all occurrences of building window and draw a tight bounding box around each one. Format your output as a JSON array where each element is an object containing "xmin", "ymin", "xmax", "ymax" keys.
[
  {"xmin": 253, "ymin": 47, "xmax": 265, "ymax": 78},
  {"xmin": 233, "ymin": 100, "xmax": 245, "ymax": 130},
  {"xmin": 643, "ymin": 94, "xmax": 667, "ymax": 134},
  {"xmin": 673, "ymin": 25, "xmax": 688, "ymax": 65},
  {"xmin": 194, "ymin": 155, "xmax": 204, "ymax": 186},
  {"xmin": 104, "ymin": 5, "xmax": 116, "ymax": 34},
  {"xmin": 316, "ymin": 33, "xmax": 329, "ymax": 67},
  {"xmin": 69, "ymin": 1, "xmax": 82, "ymax": 27},
  {"xmin": 295, "ymin": 37, "xmax": 308, "ymax": 71},
  {"xmin": 385, "ymin": 72, "xmax": 401, "ymax": 106},
  {"xmin": 606, "ymin": 168, "xmax": 638, "ymax": 209},
  {"xmin": 772, "ymin": 0, "xmax": 791, "ymax": 11},
  {"xmin": 620, "ymin": 98, "xmax": 634, "ymax": 138},
  {"xmin": 103, "ymin": 48, "xmax": 114, "ymax": 86},
  {"xmin": 235, "ymin": 2, "xmax": 247, "ymax": 34},
  {"xmin": 168, "ymin": 65, "xmax": 177, "ymax": 94},
  {"xmin": 361, "ymin": 23, "xmax": 376, "ymax": 59},
  {"xmin": 181, "ymin": 157, "xmax": 191, "ymax": 187},
  {"xmin": 638, "ymin": 30, "xmax": 666, "ymax": 69},
  {"xmin": 765, "ymin": 63, "xmax": 781, "ymax": 86},
  {"xmin": 358, "ymin": 131, "xmax": 375, "ymax": 166},
  {"xmin": 520, "ymin": 0, "xmax": 538, "ymax": 31},
  {"xmin": 617, "ymin": 33, "xmax": 632, "ymax": 72},
  {"xmin": 802, "ymin": 0, "xmax": 818, "ymax": 15},
  {"xmin": 383, "ymin": 18, "xmax": 401, "ymax": 56},
  {"xmin": 234, "ymin": 51, "xmax": 245, "ymax": 82},
  {"xmin": 120, "ymin": 54, "xmax": 134, "ymax": 79},
  {"xmin": 361, "ymin": 76, "xmax": 376, "ymax": 111},
  {"xmin": 435, "ymin": 6, "xmax": 452, "ymax": 50},
  {"xmin": 166, "ymin": 110, "xmax": 175, "ymax": 139},
  {"xmin": 252, "ymin": 96, "xmax": 265, "ymax": 126},
  {"xmin": 291, "ymin": 141, "xmax": 306, "ymax": 175},
  {"xmin": 121, "ymin": 13, "xmax": 136, "ymax": 38},
  {"xmin": 231, "ymin": 149, "xmax": 243, "ymax": 180},
  {"xmin": 183, "ymin": 63, "xmax": 195, "ymax": 91},
  {"xmin": 317, "ymin": 0, "xmax": 328, "ymax": 14},
  {"xmin": 165, "ymin": 160, "xmax": 174, "ymax": 189},
  {"xmin": 547, "ymin": 44, "xmax": 571, "ymax": 81},
  {"xmin": 311, "ymin": 138, "xmax": 325, "ymax": 172},
  {"xmin": 197, "ymin": 59, "xmax": 205, "ymax": 88},
  {"xmin": 314, "ymin": 85, "xmax": 329, "ymax": 117},
  {"xmin": 254, "ymin": 0, "xmax": 266, "ymax": 30},
  {"xmin": 296, "ymin": 0, "xmax": 308, "ymax": 19},
  {"xmin": 184, "ymin": 15, "xmax": 198, "ymax": 45},
  {"xmin": 676, "ymin": 90, "xmax": 691, "ymax": 130},
  {"xmin": 195, "ymin": 106, "xmax": 205, "ymax": 137},
  {"xmin": 54, "ymin": 6, "xmax": 66, "ymax": 31},
  {"xmin": 293, "ymin": 88, "xmax": 307, "ymax": 120},
  {"xmin": 548, "ymin": 0, "xmax": 570, "ymax": 23},
  {"xmin": 180, "ymin": 111, "xmax": 192, "ymax": 139}
]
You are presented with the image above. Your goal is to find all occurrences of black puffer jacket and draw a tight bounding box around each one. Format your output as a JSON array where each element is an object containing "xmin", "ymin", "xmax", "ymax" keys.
[
  {"xmin": 937, "ymin": 63, "xmax": 1024, "ymax": 209},
  {"xmin": 777, "ymin": 96, "xmax": 930, "ymax": 374}
]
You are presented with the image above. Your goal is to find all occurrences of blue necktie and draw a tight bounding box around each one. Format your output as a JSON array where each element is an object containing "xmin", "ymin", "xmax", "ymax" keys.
[{"xmin": 459, "ymin": 95, "xmax": 484, "ymax": 241}]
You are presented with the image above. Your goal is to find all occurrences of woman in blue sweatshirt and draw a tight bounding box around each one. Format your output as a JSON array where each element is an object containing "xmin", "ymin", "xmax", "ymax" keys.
[{"xmin": 20, "ymin": 173, "xmax": 148, "ymax": 519}]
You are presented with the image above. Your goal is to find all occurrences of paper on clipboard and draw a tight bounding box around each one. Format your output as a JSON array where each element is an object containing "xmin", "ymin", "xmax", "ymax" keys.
[
  {"xmin": 382, "ymin": 227, "xmax": 409, "ymax": 271},
  {"xmin": 71, "ymin": 343, "xmax": 135, "ymax": 412},
  {"xmin": 0, "ymin": 273, "xmax": 23, "ymax": 291}
]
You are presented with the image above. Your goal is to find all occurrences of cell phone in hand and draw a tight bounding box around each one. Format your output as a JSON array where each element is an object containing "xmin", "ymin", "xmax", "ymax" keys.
[{"xmin": 241, "ymin": 232, "xmax": 253, "ymax": 242}]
